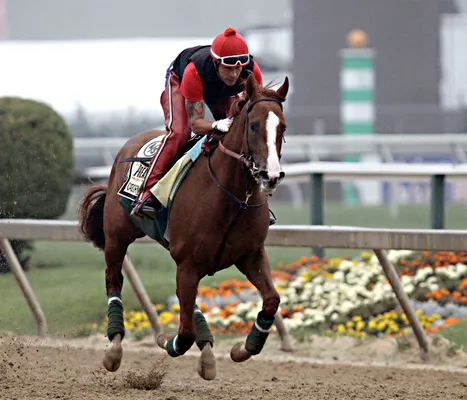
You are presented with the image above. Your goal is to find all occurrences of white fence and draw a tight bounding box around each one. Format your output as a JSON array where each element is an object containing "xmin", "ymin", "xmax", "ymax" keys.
[
  {"xmin": 81, "ymin": 159, "xmax": 467, "ymax": 182},
  {"xmin": 3, "ymin": 219, "xmax": 467, "ymax": 359},
  {"xmin": 74, "ymin": 133, "xmax": 467, "ymax": 165}
]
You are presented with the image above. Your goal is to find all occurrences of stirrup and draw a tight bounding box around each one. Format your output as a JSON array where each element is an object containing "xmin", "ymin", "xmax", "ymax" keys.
[{"xmin": 130, "ymin": 195, "xmax": 158, "ymax": 220}]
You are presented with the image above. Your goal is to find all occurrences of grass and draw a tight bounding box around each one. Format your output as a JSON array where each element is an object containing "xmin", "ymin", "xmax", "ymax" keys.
[
  {"xmin": 438, "ymin": 320, "xmax": 467, "ymax": 350},
  {"xmin": 1, "ymin": 195, "xmax": 467, "ymax": 337}
]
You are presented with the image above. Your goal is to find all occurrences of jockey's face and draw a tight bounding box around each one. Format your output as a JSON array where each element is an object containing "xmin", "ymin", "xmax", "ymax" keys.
[{"xmin": 217, "ymin": 64, "xmax": 242, "ymax": 86}]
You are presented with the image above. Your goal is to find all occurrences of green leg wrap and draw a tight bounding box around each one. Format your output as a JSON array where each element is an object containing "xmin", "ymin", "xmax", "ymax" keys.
[
  {"xmin": 194, "ymin": 305, "xmax": 214, "ymax": 351},
  {"xmin": 107, "ymin": 292, "xmax": 125, "ymax": 341},
  {"xmin": 166, "ymin": 335, "xmax": 182, "ymax": 358},
  {"xmin": 245, "ymin": 311, "xmax": 274, "ymax": 355}
]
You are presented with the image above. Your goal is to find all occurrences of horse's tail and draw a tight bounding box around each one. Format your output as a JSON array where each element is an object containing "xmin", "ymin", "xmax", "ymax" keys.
[{"xmin": 78, "ymin": 184, "xmax": 107, "ymax": 250}]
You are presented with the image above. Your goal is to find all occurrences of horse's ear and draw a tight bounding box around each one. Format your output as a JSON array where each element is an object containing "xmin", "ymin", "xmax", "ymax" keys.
[
  {"xmin": 276, "ymin": 76, "xmax": 289, "ymax": 99},
  {"xmin": 245, "ymin": 72, "xmax": 257, "ymax": 100}
]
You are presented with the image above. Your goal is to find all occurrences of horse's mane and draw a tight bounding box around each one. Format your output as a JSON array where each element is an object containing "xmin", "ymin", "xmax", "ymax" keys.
[{"xmin": 229, "ymin": 77, "xmax": 285, "ymax": 118}]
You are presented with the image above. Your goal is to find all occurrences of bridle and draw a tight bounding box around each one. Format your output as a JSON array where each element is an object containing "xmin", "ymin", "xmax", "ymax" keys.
[
  {"xmin": 207, "ymin": 96, "xmax": 284, "ymax": 210},
  {"xmin": 219, "ymin": 97, "xmax": 283, "ymax": 173}
]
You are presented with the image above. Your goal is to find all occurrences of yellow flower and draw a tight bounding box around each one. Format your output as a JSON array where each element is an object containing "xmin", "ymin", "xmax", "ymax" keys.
[
  {"xmin": 159, "ymin": 311, "xmax": 173, "ymax": 326},
  {"xmin": 274, "ymin": 284, "xmax": 284, "ymax": 293},
  {"xmin": 171, "ymin": 304, "xmax": 181, "ymax": 313},
  {"xmin": 368, "ymin": 320, "xmax": 377, "ymax": 330},
  {"xmin": 377, "ymin": 321, "xmax": 387, "ymax": 331},
  {"xmin": 356, "ymin": 321, "xmax": 365, "ymax": 331},
  {"xmin": 337, "ymin": 324, "xmax": 346, "ymax": 334},
  {"xmin": 301, "ymin": 271, "xmax": 310, "ymax": 281}
]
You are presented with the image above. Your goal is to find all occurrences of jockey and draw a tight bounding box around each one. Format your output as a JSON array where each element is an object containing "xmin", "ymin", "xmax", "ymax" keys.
[{"xmin": 131, "ymin": 27, "xmax": 277, "ymax": 225}]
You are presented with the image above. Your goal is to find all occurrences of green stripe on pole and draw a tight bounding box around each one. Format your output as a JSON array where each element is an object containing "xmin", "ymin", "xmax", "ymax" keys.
[
  {"xmin": 341, "ymin": 122, "xmax": 374, "ymax": 134},
  {"xmin": 342, "ymin": 55, "xmax": 374, "ymax": 69},
  {"xmin": 342, "ymin": 90, "xmax": 374, "ymax": 102}
]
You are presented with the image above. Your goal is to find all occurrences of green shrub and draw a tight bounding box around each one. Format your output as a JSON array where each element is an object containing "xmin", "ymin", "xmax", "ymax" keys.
[{"xmin": 0, "ymin": 97, "xmax": 74, "ymax": 271}]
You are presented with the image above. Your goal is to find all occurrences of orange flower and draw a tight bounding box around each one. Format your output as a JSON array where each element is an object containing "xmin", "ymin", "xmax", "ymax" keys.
[{"xmin": 444, "ymin": 318, "xmax": 461, "ymax": 326}]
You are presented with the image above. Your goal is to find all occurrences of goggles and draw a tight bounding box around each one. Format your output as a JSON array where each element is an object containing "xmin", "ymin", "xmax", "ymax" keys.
[{"xmin": 210, "ymin": 49, "xmax": 250, "ymax": 67}]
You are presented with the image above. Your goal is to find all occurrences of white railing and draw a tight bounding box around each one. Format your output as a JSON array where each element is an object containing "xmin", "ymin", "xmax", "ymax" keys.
[
  {"xmin": 74, "ymin": 133, "xmax": 467, "ymax": 161},
  {"xmin": 3, "ymin": 219, "xmax": 467, "ymax": 359},
  {"xmin": 282, "ymin": 161, "xmax": 467, "ymax": 181},
  {"xmin": 80, "ymin": 160, "xmax": 467, "ymax": 182}
]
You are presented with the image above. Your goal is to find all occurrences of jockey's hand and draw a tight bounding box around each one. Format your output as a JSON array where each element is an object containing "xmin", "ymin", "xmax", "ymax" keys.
[{"xmin": 212, "ymin": 117, "xmax": 233, "ymax": 133}]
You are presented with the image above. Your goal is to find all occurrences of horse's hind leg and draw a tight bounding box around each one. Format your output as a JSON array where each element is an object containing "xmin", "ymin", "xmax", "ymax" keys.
[
  {"xmin": 102, "ymin": 238, "xmax": 128, "ymax": 372},
  {"xmin": 102, "ymin": 205, "xmax": 141, "ymax": 372},
  {"xmin": 231, "ymin": 247, "xmax": 282, "ymax": 362}
]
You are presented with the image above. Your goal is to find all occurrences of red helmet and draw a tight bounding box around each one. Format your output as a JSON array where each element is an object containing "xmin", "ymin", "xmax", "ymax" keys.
[{"xmin": 210, "ymin": 27, "xmax": 250, "ymax": 67}]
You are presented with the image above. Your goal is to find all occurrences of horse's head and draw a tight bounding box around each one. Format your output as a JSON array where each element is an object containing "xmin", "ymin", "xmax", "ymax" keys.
[{"xmin": 230, "ymin": 73, "xmax": 289, "ymax": 194}]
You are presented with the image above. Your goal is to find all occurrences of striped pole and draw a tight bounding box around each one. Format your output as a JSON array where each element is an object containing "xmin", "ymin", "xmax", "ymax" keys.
[{"xmin": 340, "ymin": 29, "xmax": 376, "ymax": 205}]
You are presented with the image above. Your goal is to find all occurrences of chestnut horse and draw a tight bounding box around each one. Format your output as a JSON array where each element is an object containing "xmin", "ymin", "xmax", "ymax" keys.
[{"xmin": 78, "ymin": 74, "xmax": 291, "ymax": 380}]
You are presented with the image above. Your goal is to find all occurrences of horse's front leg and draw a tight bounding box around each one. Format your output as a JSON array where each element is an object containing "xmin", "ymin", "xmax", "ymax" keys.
[
  {"xmin": 157, "ymin": 264, "xmax": 216, "ymax": 379},
  {"xmin": 194, "ymin": 304, "xmax": 216, "ymax": 380},
  {"xmin": 231, "ymin": 247, "xmax": 281, "ymax": 362}
]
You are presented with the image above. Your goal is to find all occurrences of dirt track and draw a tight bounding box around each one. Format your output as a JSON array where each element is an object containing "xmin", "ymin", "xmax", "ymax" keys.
[{"xmin": 1, "ymin": 335, "xmax": 467, "ymax": 400}]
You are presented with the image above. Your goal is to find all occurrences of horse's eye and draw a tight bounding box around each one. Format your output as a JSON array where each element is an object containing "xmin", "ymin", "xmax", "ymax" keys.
[{"xmin": 249, "ymin": 121, "xmax": 259, "ymax": 132}]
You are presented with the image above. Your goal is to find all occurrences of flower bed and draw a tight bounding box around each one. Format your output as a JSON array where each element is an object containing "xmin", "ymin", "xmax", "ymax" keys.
[{"xmin": 93, "ymin": 250, "xmax": 467, "ymax": 340}]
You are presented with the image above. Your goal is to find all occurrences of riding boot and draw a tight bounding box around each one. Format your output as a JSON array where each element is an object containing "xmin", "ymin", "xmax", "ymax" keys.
[
  {"xmin": 269, "ymin": 208, "xmax": 277, "ymax": 226},
  {"xmin": 130, "ymin": 190, "xmax": 160, "ymax": 219}
]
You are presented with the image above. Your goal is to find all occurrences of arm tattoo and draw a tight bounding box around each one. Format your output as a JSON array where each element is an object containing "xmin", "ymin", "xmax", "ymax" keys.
[{"xmin": 186, "ymin": 100, "xmax": 205, "ymax": 120}]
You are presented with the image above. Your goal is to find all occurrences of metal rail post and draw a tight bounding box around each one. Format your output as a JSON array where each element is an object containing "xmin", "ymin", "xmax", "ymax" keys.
[
  {"xmin": 374, "ymin": 249, "xmax": 429, "ymax": 361},
  {"xmin": 123, "ymin": 255, "xmax": 164, "ymax": 340},
  {"xmin": 310, "ymin": 173, "xmax": 324, "ymax": 258},
  {"xmin": 431, "ymin": 174, "xmax": 445, "ymax": 229},
  {"xmin": 0, "ymin": 238, "xmax": 47, "ymax": 337}
]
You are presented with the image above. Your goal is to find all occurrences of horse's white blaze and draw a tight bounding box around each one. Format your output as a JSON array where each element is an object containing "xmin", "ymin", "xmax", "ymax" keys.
[{"xmin": 265, "ymin": 111, "xmax": 282, "ymax": 179}]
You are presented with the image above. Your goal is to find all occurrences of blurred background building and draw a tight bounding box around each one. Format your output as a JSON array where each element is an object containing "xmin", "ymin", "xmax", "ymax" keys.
[{"xmin": 2, "ymin": 0, "xmax": 467, "ymax": 135}]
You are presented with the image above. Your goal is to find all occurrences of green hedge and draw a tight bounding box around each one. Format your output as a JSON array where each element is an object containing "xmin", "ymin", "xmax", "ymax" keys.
[{"xmin": 0, "ymin": 97, "xmax": 74, "ymax": 271}]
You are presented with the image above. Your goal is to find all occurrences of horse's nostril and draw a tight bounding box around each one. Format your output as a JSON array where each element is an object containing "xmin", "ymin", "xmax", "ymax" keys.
[
  {"xmin": 259, "ymin": 170, "xmax": 269, "ymax": 179},
  {"xmin": 279, "ymin": 171, "xmax": 285, "ymax": 179}
]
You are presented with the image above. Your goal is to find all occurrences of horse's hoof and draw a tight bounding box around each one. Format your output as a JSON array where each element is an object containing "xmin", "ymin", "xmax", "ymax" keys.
[
  {"xmin": 157, "ymin": 333, "xmax": 170, "ymax": 350},
  {"xmin": 197, "ymin": 344, "xmax": 216, "ymax": 380},
  {"xmin": 103, "ymin": 344, "xmax": 123, "ymax": 372},
  {"xmin": 230, "ymin": 342, "xmax": 252, "ymax": 363}
]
